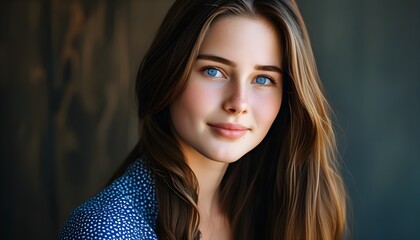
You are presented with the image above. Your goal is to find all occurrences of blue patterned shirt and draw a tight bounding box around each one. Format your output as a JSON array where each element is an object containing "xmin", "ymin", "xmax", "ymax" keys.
[{"xmin": 59, "ymin": 159, "xmax": 159, "ymax": 239}]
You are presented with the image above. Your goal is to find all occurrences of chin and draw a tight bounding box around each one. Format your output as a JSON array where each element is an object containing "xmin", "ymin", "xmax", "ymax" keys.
[{"xmin": 203, "ymin": 151, "xmax": 247, "ymax": 164}]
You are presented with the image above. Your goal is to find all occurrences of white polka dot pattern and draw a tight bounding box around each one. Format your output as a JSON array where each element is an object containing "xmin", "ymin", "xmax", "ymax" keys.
[{"xmin": 59, "ymin": 159, "xmax": 158, "ymax": 239}]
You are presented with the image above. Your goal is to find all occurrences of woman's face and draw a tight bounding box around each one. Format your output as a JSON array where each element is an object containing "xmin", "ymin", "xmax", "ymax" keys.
[{"xmin": 170, "ymin": 15, "xmax": 283, "ymax": 164}]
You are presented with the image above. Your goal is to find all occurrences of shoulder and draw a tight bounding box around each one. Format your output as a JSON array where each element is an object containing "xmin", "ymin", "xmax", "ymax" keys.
[{"xmin": 59, "ymin": 159, "xmax": 158, "ymax": 240}]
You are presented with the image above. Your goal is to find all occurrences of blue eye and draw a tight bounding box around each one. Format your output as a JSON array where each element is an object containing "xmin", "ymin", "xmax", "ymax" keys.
[
  {"xmin": 207, "ymin": 68, "xmax": 218, "ymax": 76},
  {"xmin": 255, "ymin": 76, "xmax": 271, "ymax": 85},
  {"xmin": 205, "ymin": 68, "xmax": 223, "ymax": 77}
]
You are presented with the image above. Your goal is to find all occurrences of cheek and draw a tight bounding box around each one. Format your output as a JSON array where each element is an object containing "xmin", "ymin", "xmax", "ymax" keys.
[
  {"xmin": 171, "ymin": 80, "xmax": 219, "ymax": 121},
  {"xmin": 183, "ymin": 80, "xmax": 202, "ymax": 100},
  {"xmin": 252, "ymin": 93, "xmax": 282, "ymax": 130}
]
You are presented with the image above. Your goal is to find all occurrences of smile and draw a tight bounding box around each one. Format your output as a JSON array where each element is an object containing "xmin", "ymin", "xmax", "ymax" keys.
[{"xmin": 207, "ymin": 122, "xmax": 250, "ymax": 139}]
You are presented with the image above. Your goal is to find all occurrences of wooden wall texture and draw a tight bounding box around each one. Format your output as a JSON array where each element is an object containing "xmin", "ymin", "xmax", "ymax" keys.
[{"xmin": 1, "ymin": 1, "xmax": 172, "ymax": 239}]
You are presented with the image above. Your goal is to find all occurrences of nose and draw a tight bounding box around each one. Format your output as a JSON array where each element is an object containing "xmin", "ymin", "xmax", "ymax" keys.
[{"xmin": 222, "ymin": 82, "xmax": 249, "ymax": 115}]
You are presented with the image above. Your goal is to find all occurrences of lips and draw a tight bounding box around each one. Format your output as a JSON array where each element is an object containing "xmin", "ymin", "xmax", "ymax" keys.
[{"xmin": 207, "ymin": 122, "xmax": 250, "ymax": 139}]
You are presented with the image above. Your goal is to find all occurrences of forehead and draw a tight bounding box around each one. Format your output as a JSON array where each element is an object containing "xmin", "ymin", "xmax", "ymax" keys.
[{"xmin": 198, "ymin": 15, "xmax": 283, "ymax": 66}]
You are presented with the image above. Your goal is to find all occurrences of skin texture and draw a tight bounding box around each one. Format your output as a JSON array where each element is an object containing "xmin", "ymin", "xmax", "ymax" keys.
[
  {"xmin": 170, "ymin": 15, "xmax": 283, "ymax": 166},
  {"xmin": 169, "ymin": 15, "xmax": 284, "ymax": 240}
]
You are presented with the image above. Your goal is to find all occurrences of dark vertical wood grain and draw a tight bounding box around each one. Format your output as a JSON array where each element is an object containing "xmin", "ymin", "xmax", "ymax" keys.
[{"xmin": 1, "ymin": 0, "xmax": 173, "ymax": 239}]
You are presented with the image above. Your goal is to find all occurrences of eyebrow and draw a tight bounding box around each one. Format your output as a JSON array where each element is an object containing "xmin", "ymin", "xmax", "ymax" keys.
[
  {"xmin": 197, "ymin": 54, "xmax": 236, "ymax": 67},
  {"xmin": 197, "ymin": 54, "xmax": 284, "ymax": 75}
]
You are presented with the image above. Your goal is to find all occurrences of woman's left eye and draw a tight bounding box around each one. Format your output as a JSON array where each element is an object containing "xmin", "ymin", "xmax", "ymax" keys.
[
  {"xmin": 254, "ymin": 76, "xmax": 274, "ymax": 85},
  {"xmin": 204, "ymin": 67, "xmax": 223, "ymax": 78}
]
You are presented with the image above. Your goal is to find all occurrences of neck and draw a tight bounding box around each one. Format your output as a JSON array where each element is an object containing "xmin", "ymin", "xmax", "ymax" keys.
[
  {"xmin": 186, "ymin": 155, "xmax": 229, "ymax": 240},
  {"xmin": 186, "ymin": 155, "xmax": 228, "ymax": 214},
  {"xmin": 179, "ymin": 141, "xmax": 232, "ymax": 240}
]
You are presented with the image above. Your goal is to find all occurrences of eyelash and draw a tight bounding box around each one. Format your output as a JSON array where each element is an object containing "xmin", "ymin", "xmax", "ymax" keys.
[{"xmin": 201, "ymin": 66, "xmax": 277, "ymax": 85}]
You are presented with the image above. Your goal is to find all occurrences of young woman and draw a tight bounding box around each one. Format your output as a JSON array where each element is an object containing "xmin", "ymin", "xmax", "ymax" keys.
[{"xmin": 60, "ymin": 0, "xmax": 347, "ymax": 239}]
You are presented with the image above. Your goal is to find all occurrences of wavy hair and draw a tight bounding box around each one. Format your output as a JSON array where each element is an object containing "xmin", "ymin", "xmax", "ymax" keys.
[{"xmin": 114, "ymin": 0, "xmax": 347, "ymax": 239}]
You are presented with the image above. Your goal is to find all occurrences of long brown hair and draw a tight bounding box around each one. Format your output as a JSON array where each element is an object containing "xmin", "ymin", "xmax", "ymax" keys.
[{"xmin": 114, "ymin": 0, "xmax": 347, "ymax": 239}]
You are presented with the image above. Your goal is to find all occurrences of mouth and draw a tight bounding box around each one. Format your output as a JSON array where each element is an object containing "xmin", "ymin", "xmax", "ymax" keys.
[{"xmin": 207, "ymin": 122, "xmax": 250, "ymax": 139}]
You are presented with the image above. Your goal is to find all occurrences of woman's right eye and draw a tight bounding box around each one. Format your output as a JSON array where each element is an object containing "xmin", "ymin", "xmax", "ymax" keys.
[{"xmin": 204, "ymin": 67, "xmax": 224, "ymax": 78}]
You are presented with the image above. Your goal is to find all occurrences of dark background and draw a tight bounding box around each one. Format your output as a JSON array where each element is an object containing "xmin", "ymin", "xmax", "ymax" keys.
[{"xmin": 1, "ymin": 0, "xmax": 419, "ymax": 239}]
